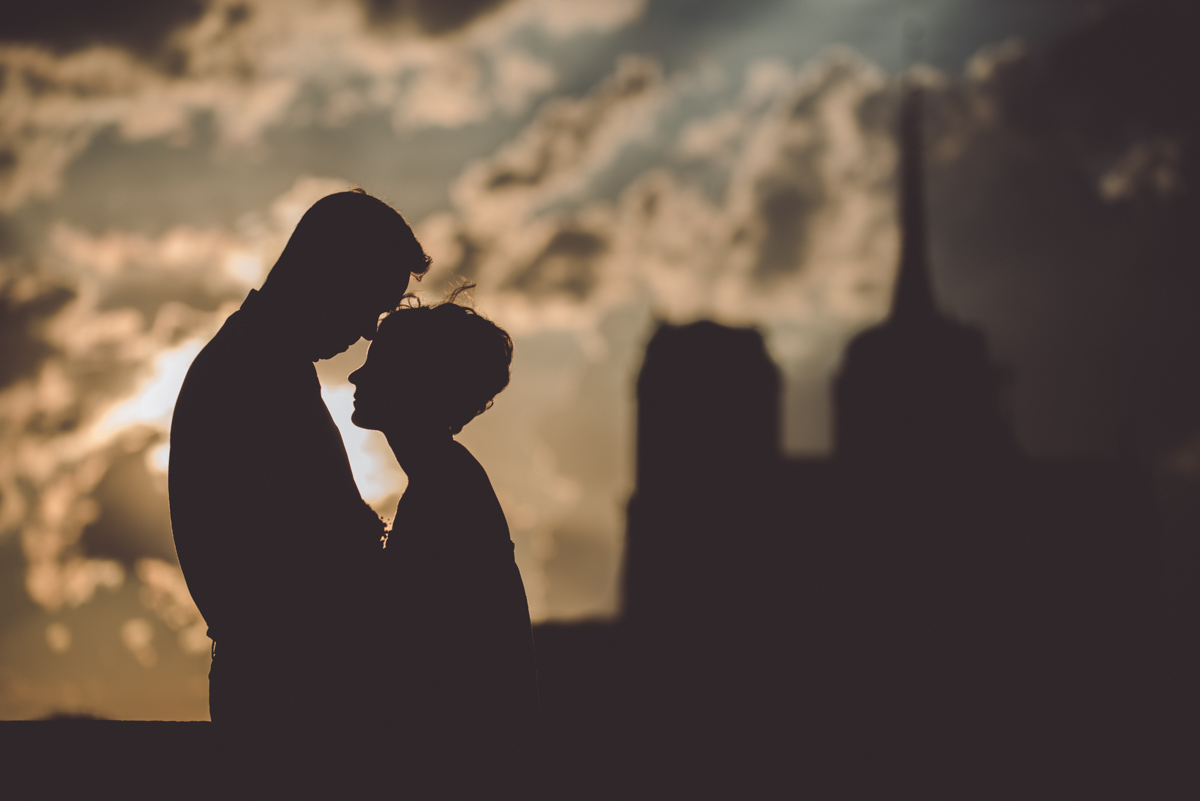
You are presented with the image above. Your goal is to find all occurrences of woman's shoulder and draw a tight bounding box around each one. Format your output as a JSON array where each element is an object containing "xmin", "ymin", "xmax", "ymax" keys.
[
  {"xmin": 444, "ymin": 440, "xmax": 491, "ymax": 482},
  {"xmin": 392, "ymin": 443, "xmax": 509, "ymax": 549},
  {"xmin": 443, "ymin": 441, "xmax": 503, "ymax": 506}
]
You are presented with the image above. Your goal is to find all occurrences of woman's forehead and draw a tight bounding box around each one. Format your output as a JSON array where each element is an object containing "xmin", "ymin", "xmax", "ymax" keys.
[
  {"xmin": 378, "ymin": 312, "xmax": 418, "ymax": 337},
  {"xmin": 373, "ymin": 315, "xmax": 429, "ymax": 354}
]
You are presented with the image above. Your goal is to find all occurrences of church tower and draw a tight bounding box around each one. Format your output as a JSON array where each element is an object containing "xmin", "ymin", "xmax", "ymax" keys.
[
  {"xmin": 622, "ymin": 320, "xmax": 781, "ymax": 629},
  {"xmin": 833, "ymin": 84, "xmax": 1016, "ymax": 468},
  {"xmin": 820, "ymin": 83, "xmax": 1028, "ymax": 782}
]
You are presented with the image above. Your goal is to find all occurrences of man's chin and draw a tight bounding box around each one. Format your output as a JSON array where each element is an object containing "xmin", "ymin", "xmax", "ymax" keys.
[
  {"xmin": 313, "ymin": 344, "xmax": 351, "ymax": 362},
  {"xmin": 311, "ymin": 334, "xmax": 363, "ymax": 361}
]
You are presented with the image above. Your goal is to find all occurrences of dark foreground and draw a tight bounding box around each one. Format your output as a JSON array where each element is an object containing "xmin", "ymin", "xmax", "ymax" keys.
[
  {"xmin": 3, "ymin": 623, "xmax": 1197, "ymax": 800},
  {"xmin": 2, "ymin": 719, "xmax": 212, "ymax": 799}
]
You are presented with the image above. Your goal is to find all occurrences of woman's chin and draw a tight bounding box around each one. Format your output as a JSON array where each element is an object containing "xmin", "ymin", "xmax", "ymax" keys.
[{"xmin": 349, "ymin": 409, "xmax": 378, "ymax": 431}]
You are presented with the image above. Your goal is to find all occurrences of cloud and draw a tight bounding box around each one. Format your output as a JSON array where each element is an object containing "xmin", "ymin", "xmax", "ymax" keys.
[
  {"xmin": 1098, "ymin": 135, "xmax": 1183, "ymax": 203},
  {"xmin": 0, "ymin": 170, "xmax": 491, "ymax": 653},
  {"xmin": 78, "ymin": 442, "xmax": 178, "ymax": 566},
  {"xmin": 402, "ymin": 49, "xmax": 906, "ymax": 615},
  {"xmin": 946, "ymin": 1, "xmax": 1200, "ymax": 206},
  {"xmin": 0, "ymin": 175, "xmax": 362, "ymax": 626},
  {"xmin": 0, "ymin": 0, "xmax": 647, "ymax": 210},
  {"xmin": 0, "ymin": 277, "xmax": 145, "ymax": 612},
  {"xmin": 119, "ymin": 617, "xmax": 157, "ymax": 668},
  {"xmin": 0, "ymin": 276, "xmax": 75, "ymax": 391},
  {"xmin": 361, "ymin": 0, "xmax": 512, "ymax": 35},
  {"xmin": 136, "ymin": 558, "xmax": 209, "ymax": 654},
  {"xmin": 361, "ymin": 0, "xmax": 645, "ymax": 38},
  {"xmin": 452, "ymin": 55, "xmax": 668, "ymax": 227},
  {"xmin": 44, "ymin": 622, "xmax": 71, "ymax": 654},
  {"xmin": 435, "ymin": 48, "xmax": 898, "ymax": 338},
  {"xmin": 0, "ymin": 0, "xmax": 207, "ymax": 58}
]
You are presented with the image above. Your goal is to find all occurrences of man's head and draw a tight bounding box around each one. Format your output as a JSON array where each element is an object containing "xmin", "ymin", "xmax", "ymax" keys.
[{"xmin": 259, "ymin": 189, "xmax": 431, "ymax": 360}]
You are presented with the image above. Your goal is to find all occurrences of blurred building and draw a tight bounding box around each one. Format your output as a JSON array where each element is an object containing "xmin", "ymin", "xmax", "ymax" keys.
[{"xmin": 538, "ymin": 85, "xmax": 1166, "ymax": 800}]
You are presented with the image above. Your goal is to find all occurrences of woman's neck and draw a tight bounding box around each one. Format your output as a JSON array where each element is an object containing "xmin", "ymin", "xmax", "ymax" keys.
[{"xmin": 384, "ymin": 426, "xmax": 455, "ymax": 483}]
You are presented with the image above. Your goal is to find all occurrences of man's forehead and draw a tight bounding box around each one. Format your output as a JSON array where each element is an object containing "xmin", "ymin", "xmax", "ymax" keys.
[
  {"xmin": 385, "ymin": 265, "xmax": 416, "ymax": 296},
  {"xmin": 353, "ymin": 274, "xmax": 407, "ymax": 308},
  {"xmin": 375, "ymin": 293, "xmax": 401, "ymax": 313}
]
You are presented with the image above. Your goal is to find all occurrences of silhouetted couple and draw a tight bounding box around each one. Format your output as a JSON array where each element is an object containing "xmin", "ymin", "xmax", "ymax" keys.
[{"xmin": 169, "ymin": 190, "xmax": 538, "ymax": 797}]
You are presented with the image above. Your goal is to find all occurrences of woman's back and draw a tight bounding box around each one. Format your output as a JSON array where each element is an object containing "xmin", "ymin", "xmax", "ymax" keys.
[{"xmin": 378, "ymin": 442, "xmax": 539, "ymax": 795}]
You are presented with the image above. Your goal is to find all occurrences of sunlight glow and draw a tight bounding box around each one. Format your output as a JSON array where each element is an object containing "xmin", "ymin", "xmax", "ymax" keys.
[
  {"xmin": 148, "ymin": 442, "xmax": 172, "ymax": 475},
  {"xmin": 96, "ymin": 340, "xmax": 205, "ymax": 437},
  {"xmin": 225, "ymin": 251, "xmax": 264, "ymax": 286},
  {"xmin": 120, "ymin": 618, "xmax": 157, "ymax": 668},
  {"xmin": 321, "ymin": 383, "xmax": 405, "ymax": 511},
  {"xmin": 45, "ymin": 623, "xmax": 71, "ymax": 654}
]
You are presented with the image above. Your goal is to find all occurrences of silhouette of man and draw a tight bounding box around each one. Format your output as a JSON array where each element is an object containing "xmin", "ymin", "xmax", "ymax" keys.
[{"xmin": 168, "ymin": 190, "xmax": 430, "ymax": 745}]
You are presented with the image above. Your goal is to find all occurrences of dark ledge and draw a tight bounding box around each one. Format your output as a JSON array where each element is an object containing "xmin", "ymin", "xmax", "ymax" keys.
[{"xmin": 2, "ymin": 720, "xmax": 214, "ymax": 799}]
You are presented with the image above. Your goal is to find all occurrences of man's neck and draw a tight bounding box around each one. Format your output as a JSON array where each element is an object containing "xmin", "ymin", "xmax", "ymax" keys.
[{"xmin": 242, "ymin": 289, "xmax": 314, "ymax": 361}]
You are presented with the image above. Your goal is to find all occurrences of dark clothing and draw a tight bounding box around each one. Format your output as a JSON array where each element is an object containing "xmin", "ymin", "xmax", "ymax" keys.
[
  {"xmin": 376, "ymin": 442, "xmax": 540, "ymax": 798},
  {"xmin": 169, "ymin": 290, "xmax": 384, "ymax": 727}
]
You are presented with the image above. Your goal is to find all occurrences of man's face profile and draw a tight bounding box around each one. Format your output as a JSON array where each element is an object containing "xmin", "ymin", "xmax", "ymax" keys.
[
  {"xmin": 312, "ymin": 306, "xmax": 381, "ymax": 361},
  {"xmin": 309, "ymin": 252, "xmax": 424, "ymax": 361},
  {"xmin": 264, "ymin": 190, "xmax": 429, "ymax": 361},
  {"xmin": 308, "ymin": 285, "xmax": 397, "ymax": 361}
]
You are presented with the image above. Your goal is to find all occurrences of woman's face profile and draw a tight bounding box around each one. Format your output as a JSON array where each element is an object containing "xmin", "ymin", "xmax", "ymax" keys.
[{"xmin": 349, "ymin": 321, "xmax": 423, "ymax": 431}]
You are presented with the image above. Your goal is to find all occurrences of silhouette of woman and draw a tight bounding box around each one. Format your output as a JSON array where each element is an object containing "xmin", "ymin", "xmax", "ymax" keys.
[{"xmin": 349, "ymin": 287, "xmax": 539, "ymax": 798}]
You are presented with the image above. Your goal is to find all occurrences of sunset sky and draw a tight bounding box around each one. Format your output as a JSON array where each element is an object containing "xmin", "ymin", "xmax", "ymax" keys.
[{"xmin": 3, "ymin": 0, "xmax": 1198, "ymax": 720}]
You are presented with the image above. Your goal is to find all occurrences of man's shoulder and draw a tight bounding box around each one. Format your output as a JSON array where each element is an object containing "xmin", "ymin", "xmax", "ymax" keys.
[
  {"xmin": 179, "ymin": 313, "xmax": 249, "ymax": 381},
  {"xmin": 180, "ymin": 312, "xmax": 312, "ymax": 398}
]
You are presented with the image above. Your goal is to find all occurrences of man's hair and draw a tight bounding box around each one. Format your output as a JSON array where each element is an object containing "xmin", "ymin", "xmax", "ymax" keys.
[
  {"xmin": 376, "ymin": 286, "xmax": 513, "ymax": 436},
  {"xmin": 262, "ymin": 189, "xmax": 431, "ymax": 297}
]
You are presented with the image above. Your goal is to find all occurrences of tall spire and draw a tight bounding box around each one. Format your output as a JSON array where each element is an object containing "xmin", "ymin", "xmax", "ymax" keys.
[{"xmin": 888, "ymin": 81, "xmax": 938, "ymax": 324}]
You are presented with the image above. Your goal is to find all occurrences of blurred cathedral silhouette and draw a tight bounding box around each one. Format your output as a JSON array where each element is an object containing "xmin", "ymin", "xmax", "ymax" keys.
[{"xmin": 536, "ymin": 85, "xmax": 1177, "ymax": 800}]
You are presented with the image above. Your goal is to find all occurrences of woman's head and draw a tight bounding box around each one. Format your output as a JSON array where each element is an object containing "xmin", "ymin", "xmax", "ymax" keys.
[{"xmin": 349, "ymin": 289, "xmax": 513, "ymax": 436}]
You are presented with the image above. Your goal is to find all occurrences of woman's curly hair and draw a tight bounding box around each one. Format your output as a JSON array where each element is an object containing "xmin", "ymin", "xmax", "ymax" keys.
[{"xmin": 376, "ymin": 282, "xmax": 513, "ymax": 436}]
